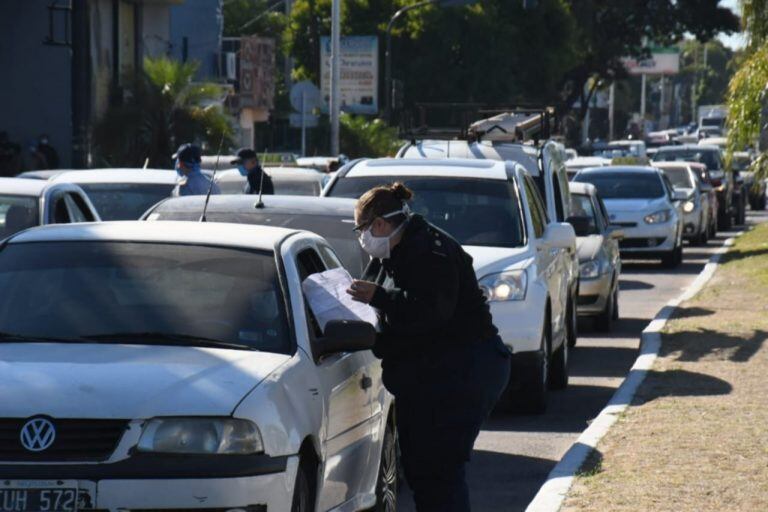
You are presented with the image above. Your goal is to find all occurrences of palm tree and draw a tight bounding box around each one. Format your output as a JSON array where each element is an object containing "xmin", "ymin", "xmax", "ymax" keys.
[{"xmin": 92, "ymin": 57, "xmax": 234, "ymax": 168}]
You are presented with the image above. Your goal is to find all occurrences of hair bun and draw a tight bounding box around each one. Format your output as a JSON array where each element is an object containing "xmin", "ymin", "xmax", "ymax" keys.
[{"xmin": 390, "ymin": 182, "xmax": 413, "ymax": 201}]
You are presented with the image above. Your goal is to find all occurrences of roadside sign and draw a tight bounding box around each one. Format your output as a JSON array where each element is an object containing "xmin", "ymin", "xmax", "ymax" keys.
[
  {"xmin": 320, "ymin": 36, "xmax": 378, "ymax": 115},
  {"xmin": 622, "ymin": 47, "xmax": 680, "ymax": 75}
]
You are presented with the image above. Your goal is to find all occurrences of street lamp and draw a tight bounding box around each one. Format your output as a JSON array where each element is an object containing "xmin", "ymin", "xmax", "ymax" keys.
[{"xmin": 383, "ymin": 0, "xmax": 477, "ymax": 124}]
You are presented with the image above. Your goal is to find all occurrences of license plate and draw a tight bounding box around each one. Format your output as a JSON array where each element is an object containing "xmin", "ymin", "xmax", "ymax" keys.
[{"xmin": 0, "ymin": 481, "xmax": 79, "ymax": 512}]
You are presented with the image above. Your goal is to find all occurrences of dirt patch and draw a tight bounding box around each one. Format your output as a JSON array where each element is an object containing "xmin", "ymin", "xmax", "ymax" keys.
[{"xmin": 562, "ymin": 225, "xmax": 768, "ymax": 512}]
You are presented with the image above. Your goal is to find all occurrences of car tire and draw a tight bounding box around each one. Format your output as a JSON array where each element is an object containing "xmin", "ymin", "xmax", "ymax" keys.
[
  {"xmin": 661, "ymin": 244, "xmax": 681, "ymax": 268},
  {"xmin": 520, "ymin": 320, "xmax": 550, "ymax": 415},
  {"xmin": 611, "ymin": 284, "xmax": 620, "ymax": 321},
  {"xmin": 594, "ymin": 286, "xmax": 615, "ymax": 332},
  {"xmin": 372, "ymin": 418, "xmax": 398, "ymax": 512},
  {"xmin": 549, "ymin": 336, "xmax": 569, "ymax": 391},
  {"xmin": 737, "ymin": 194, "xmax": 747, "ymax": 225},
  {"xmin": 566, "ymin": 296, "xmax": 578, "ymax": 348},
  {"xmin": 291, "ymin": 457, "xmax": 316, "ymax": 512},
  {"xmin": 719, "ymin": 209, "xmax": 732, "ymax": 231}
]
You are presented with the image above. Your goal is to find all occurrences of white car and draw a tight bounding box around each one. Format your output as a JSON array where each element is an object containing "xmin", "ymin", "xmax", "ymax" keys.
[
  {"xmin": 565, "ymin": 156, "xmax": 612, "ymax": 180},
  {"xmin": 324, "ymin": 158, "xmax": 576, "ymax": 413},
  {"xmin": 574, "ymin": 166, "xmax": 686, "ymax": 268},
  {"xmin": 51, "ymin": 169, "xmax": 178, "ymax": 220},
  {"xmin": 215, "ymin": 167, "xmax": 326, "ymax": 196},
  {"xmin": 652, "ymin": 162, "xmax": 714, "ymax": 245},
  {"xmin": 396, "ymin": 138, "xmax": 579, "ymax": 350},
  {"xmin": 0, "ymin": 221, "xmax": 395, "ymax": 512},
  {"xmin": 0, "ymin": 177, "xmax": 100, "ymax": 238}
]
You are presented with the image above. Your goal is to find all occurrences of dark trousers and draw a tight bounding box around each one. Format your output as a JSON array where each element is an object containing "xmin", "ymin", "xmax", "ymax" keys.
[{"xmin": 385, "ymin": 336, "xmax": 510, "ymax": 512}]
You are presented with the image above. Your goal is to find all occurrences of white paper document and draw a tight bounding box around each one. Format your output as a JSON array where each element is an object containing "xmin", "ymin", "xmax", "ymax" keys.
[{"xmin": 301, "ymin": 268, "xmax": 379, "ymax": 331}]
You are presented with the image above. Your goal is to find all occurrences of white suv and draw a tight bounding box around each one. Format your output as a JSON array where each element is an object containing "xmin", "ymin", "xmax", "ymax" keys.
[
  {"xmin": 0, "ymin": 221, "xmax": 394, "ymax": 512},
  {"xmin": 324, "ymin": 158, "xmax": 576, "ymax": 412},
  {"xmin": 396, "ymin": 138, "xmax": 580, "ymax": 349}
]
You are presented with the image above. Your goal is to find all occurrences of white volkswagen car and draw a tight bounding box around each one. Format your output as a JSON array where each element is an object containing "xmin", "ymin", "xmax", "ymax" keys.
[
  {"xmin": 574, "ymin": 166, "xmax": 686, "ymax": 268},
  {"xmin": 324, "ymin": 158, "xmax": 576, "ymax": 413},
  {"xmin": 0, "ymin": 221, "xmax": 395, "ymax": 512}
]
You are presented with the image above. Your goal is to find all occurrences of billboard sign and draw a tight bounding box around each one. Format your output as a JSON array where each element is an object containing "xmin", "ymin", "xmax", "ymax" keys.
[
  {"xmin": 320, "ymin": 36, "xmax": 378, "ymax": 115},
  {"xmin": 239, "ymin": 36, "xmax": 276, "ymax": 110},
  {"xmin": 622, "ymin": 47, "xmax": 680, "ymax": 75}
]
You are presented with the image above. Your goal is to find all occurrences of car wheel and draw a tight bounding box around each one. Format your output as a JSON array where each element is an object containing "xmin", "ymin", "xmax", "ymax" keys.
[
  {"xmin": 549, "ymin": 335, "xmax": 569, "ymax": 391},
  {"xmin": 759, "ymin": 194, "xmax": 767, "ymax": 211},
  {"xmin": 661, "ymin": 245, "xmax": 681, "ymax": 268},
  {"xmin": 372, "ymin": 418, "xmax": 397, "ymax": 512},
  {"xmin": 520, "ymin": 320, "xmax": 550, "ymax": 414},
  {"xmin": 719, "ymin": 209, "xmax": 732, "ymax": 231},
  {"xmin": 594, "ymin": 287, "xmax": 614, "ymax": 332},
  {"xmin": 566, "ymin": 296, "xmax": 578, "ymax": 348},
  {"xmin": 291, "ymin": 458, "xmax": 315, "ymax": 512},
  {"xmin": 737, "ymin": 195, "xmax": 747, "ymax": 225},
  {"xmin": 611, "ymin": 285, "xmax": 620, "ymax": 321}
]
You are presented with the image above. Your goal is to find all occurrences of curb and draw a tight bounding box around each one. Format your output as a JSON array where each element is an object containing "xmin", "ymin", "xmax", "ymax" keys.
[{"xmin": 525, "ymin": 231, "xmax": 745, "ymax": 512}]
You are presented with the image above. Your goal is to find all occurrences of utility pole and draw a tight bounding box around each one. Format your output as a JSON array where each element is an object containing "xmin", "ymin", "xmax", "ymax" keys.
[
  {"xmin": 329, "ymin": 0, "xmax": 341, "ymax": 155},
  {"xmin": 609, "ymin": 82, "xmax": 615, "ymax": 141},
  {"xmin": 640, "ymin": 73, "xmax": 647, "ymax": 120}
]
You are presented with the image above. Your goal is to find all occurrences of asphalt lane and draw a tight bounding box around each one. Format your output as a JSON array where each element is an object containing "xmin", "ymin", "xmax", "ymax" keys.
[{"xmin": 396, "ymin": 211, "xmax": 767, "ymax": 511}]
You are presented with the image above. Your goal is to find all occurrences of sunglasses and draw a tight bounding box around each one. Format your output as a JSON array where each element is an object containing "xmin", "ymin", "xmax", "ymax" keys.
[{"xmin": 352, "ymin": 218, "xmax": 375, "ymax": 233}]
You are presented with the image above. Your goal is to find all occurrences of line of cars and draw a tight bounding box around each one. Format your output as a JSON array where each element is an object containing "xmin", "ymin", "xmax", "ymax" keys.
[{"xmin": 0, "ymin": 125, "xmax": 762, "ymax": 511}]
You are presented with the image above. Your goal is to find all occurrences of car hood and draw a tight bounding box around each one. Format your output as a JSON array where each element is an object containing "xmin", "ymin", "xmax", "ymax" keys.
[
  {"xmin": 463, "ymin": 245, "xmax": 532, "ymax": 277},
  {"xmin": 576, "ymin": 235, "xmax": 604, "ymax": 262},
  {"xmin": 0, "ymin": 343, "xmax": 291, "ymax": 419},
  {"xmin": 603, "ymin": 197, "xmax": 668, "ymax": 213}
]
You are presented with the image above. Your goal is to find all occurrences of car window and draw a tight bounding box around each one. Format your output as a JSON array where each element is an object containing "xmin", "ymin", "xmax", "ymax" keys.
[
  {"xmin": 652, "ymin": 149, "xmax": 722, "ymax": 171},
  {"xmin": 328, "ymin": 176, "xmax": 525, "ymax": 248},
  {"xmin": 658, "ymin": 167, "xmax": 694, "ymax": 189},
  {"xmin": 64, "ymin": 194, "xmax": 88, "ymax": 223},
  {"xmin": 661, "ymin": 174, "xmax": 675, "ymax": 199},
  {"xmin": 574, "ymin": 172, "xmax": 665, "ymax": 199},
  {"xmin": 568, "ymin": 193, "xmax": 599, "ymax": 235},
  {"xmin": 0, "ymin": 241, "xmax": 292, "ymax": 354},
  {"xmin": 0, "ymin": 195, "xmax": 39, "ymax": 238},
  {"xmin": 296, "ymin": 248, "xmax": 327, "ymax": 339},
  {"xmin": 70, "ymin": 193, "xmax": 96, "ymax": 221},
  {"xmin": 597, "ymin": 196, "xmax": 611, "ymax": 225},
  {"xmin": 79, "ymin": 183, "xmax": 175, "ymax": 220},
  {"xmin": 591, "ymin": 195, "xmax": 607, "ymax": 231},
  {"xmin": 51, "ymin": 195, "xmax": 71, "ymax": 224},
  {"xmin": 523, "ymin": 176, "xmax": 546, "ymax": 238}
]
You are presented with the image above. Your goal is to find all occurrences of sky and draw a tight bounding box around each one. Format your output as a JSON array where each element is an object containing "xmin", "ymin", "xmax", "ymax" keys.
[{"xmin": 719, "ymin": 0, "xmax": 746, "ymax": 49}]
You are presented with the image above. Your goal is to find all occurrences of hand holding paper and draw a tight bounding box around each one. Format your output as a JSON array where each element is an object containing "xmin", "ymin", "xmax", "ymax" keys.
[{"xmin": 301, "ymin": 268, "xmax": 379, "ymax": 331}]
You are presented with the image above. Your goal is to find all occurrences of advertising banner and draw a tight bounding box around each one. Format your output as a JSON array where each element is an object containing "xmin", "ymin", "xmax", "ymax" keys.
[{"xmin": 320, "ymin": 36, "xmax": 378, "ymax": 115}]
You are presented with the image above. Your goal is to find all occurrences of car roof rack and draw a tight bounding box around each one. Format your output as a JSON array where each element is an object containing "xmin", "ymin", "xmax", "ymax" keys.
[{"xmin": 398, "ymin": 103, "xmax": 558, "ymax": 146}]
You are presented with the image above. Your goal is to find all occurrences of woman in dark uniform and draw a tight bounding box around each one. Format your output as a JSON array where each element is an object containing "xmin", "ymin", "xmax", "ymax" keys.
[{"xmin": 346, "ymin": 182, "xmax": 510, "ymax": 512}]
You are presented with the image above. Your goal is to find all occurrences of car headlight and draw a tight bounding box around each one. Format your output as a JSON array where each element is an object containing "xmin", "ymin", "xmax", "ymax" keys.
[
  {"xmin": 644, "ymin": 209, "xmax": 672, "ymax": 224},
  {"xmin": 579, "ymin": 259, "xmax": 602, "ymax": 279},
  {"xmin": 479, "ymin": 270, "xmax": 527, "ymax": 302},
  {"xmin": 683, "ymin": 200, "xmax": 695, "ymax": 213},
  {"xmin": 137, "ymin": 418, "xmax": 263, "ymax": 454}
]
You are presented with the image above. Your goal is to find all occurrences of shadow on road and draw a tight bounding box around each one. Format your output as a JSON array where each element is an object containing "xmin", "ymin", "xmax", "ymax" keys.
[
  {"xmin": 669, "ymin": 306, "xmax": 715, "ymax": 320},
  {"xmin": 619, "ymin": 278, "xmax": 655, "ymax": 291},
  {"xmin": 578, "ymin": 316, "xmax": 650, "ymax": 338},
  {"xmin": 568, "ymin": 345, "xmax": 639, "ymax": 378}
]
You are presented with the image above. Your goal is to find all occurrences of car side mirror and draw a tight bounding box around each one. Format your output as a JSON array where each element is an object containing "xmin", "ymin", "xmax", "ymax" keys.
[
  {"xmin": 542, "ymin": 222, "xmax": 576, "ymax": 251},
  {"xmin": 566, "ymin": 215, "xmax": 593, "ymax": 237},
  {"xmin": 607, "ymin": 225, "xmax": 625, "ymax": 240},
  {"xmin": 313, "ymin": 320, "xmax": 375, "ymax": 361}
]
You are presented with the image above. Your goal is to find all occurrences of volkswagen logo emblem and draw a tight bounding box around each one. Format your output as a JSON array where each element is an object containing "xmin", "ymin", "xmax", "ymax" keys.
[{"xmin": 20, "ymin": 417, "xmax": 56, "ymax": 452}]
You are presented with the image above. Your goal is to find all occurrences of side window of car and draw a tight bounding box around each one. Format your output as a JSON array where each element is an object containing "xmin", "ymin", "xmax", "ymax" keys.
[
  {"xmin": 296, "ymin": 247, "xmax": 327, "ymax": 339},
  {"xmin": 661, "ymin": 174, "xmax": 675, "ymax": 199},
  {"xmin": 591, "ymin": 196, "xmax": 607, "ymax": 231},
  {"xmin": 523, "ymin": 176, "xmax": 546, "ymax": 238},
  {"xmin": 318, "ymin": 244, "xmax": 342, "ymax": 271},
  {"xmin": 50, "ymin": 194, "xmax": 71, "ymax": 224},
  {"xmin": 69, "ymin": 193, "xmax": 96, "ymax": 222},
  {"xmin": 597, "ymin": 197, "xmax": 611, "ymax": 226},
  {"xmin": 63, "ymin": 195, "xmax": 87, "ymax": 223},
  {"xmin": 551, "ymin": 171, "xmax": 565, "ymax": 222}
]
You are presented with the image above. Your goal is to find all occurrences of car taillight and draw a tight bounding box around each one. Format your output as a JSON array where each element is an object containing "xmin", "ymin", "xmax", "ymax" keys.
[{"xmin": 710, "ymin": 178, "xmax": 722, "ymax": 187}]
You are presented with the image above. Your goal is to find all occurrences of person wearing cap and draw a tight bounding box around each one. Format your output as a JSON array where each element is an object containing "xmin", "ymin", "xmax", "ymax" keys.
[
  {"xmin": 172, "ymin": 143, "xmax": 220, "ymax": 197},
  {"xmin": 232, "ymin": 148, "xmax": 274, "ymax": 196}
]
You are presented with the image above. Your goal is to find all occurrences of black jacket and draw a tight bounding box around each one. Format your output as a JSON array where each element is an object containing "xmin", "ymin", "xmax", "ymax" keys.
[
  {"xmin": 245, "ymin": 166, "xmax": 274, "ymax": 195},
  {"xmin": 364, "ymin": 214, "xmax": 498, "ymax": 364}
]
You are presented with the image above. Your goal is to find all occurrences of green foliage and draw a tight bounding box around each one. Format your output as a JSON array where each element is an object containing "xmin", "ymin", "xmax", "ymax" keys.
[
  {"xmin": 223, "ymin": 0, "xmax": 287, "ymax": 38},
  {"xmin": 92, "ymin": 57, "xmax": 234, "ymax": 168},
  {"xmin": 742, "ymin": 0, "xmax": 768, "ymax": 49},
  {"xmin": 340, "ymin": 113, "xmax": 400, "ymax": 158}
]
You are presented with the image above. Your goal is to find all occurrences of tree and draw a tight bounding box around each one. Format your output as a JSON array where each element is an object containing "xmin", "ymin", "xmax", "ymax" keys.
[{"xmin": 92, "ymin": 57, "xmax": 234, "ymax": 168}]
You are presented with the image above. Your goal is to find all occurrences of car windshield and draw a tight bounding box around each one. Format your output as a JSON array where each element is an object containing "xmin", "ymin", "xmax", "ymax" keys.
[
  {"xmin": 0, "ymin": 195, "xmax": 39, "ymax": 238},
  {"xmin": 652, "ymin": 149, "xmax": 720, "ymax": 171},
  {"xmin": 658, "ymin": 167, "xmax": 693, "ymax": 189},
  {"xmin": 328, "ymin": 176, "xmax": 524, "ymax": 248},
  {"xmin": 575, "ymin": 172, "xmax": 665, "ymax": 199},
  {"xmin": 569, "ymin": 194, "xmax": 599, "ymax": 235},
  {"xmin": 151, "ymin": 210, "xmax": 369, "ymax": 279},
  {"xmin": 0, "ymin": 241, "xmax": 291, "ymax": 353},
  {"xmin": 80, "ymin": 183, "xmax": 174, "ymax": 220}
]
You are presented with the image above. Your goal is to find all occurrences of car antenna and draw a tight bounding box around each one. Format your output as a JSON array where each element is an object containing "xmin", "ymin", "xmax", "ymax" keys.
[
  {"xmin": 254, "ymin": 149, "xmax": 268, "ymax": 209},
  {"xmin": 199, "ymin": 133, "xmax": 226, "ymax": 222},
  {"xmin": 143, "ymin": 157, "xmax": 149, "ymax": 169}
]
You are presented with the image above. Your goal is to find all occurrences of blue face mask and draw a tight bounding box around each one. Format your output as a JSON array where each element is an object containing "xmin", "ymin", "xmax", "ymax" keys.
[
  {"xmin": 175, "ymin": 159, "xmax": 200, "ymax": 177},
  {"xmin": 237, "ymin": 164, "xmax": 248, "ymax": 177}
]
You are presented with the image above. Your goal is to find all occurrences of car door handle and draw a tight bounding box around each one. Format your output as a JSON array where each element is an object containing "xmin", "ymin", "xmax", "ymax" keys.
[{"xmin": 360, "ymin": 375, "xmax": 372, "ymax": 390}]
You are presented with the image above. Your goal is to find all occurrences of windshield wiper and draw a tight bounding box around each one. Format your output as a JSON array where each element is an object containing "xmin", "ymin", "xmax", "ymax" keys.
[
  {"xmin": 81, "ymin": 331, "xmax": 254, "ymax": 351},
  {"xmin": 0, "ymin": 332, "xmax": 87, "ymax": 343}
]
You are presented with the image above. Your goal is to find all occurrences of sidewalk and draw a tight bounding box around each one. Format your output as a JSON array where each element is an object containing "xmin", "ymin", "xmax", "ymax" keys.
[{"xmin": 561, "ymin": 225, "xmax": 768, "ymax": 512}]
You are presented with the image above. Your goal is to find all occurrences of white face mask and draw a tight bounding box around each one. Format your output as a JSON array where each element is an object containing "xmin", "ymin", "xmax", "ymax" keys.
[{"xmin": 358, "ymin": 207, "xmax": 410, "ymax": 259}]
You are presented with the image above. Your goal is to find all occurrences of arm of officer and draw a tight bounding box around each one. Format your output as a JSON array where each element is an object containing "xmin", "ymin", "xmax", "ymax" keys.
[{"xmin": 369, "ymin": 249, "xmax": 459, "ymax": 335}]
